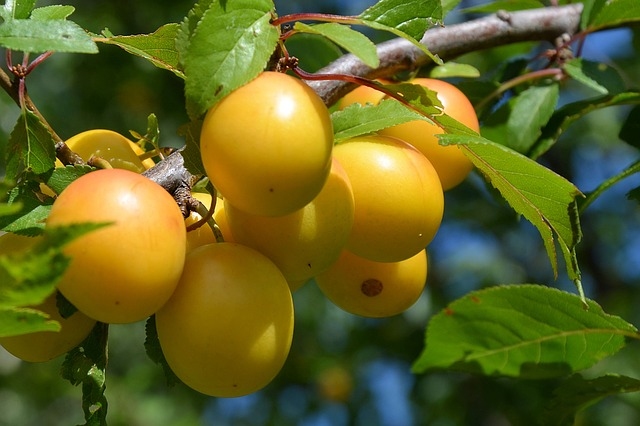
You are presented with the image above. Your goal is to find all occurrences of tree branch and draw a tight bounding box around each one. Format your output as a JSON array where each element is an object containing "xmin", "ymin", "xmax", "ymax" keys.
[{"xmin": 308, "ymin": 4, "xmax": 584, "ymax": 106}]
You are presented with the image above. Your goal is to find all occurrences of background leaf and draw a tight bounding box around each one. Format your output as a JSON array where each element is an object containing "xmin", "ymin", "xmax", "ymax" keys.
[
  {"xmin": 293, "ymin": 22, "xmax": 379, "ymax": 68},
  {"xmin": 618, "ymin": 104, "xmax": 640, "ymax": 149},
  {"xmin": 182, "ymin": 0, "xmax": 279, "ymax": 119},
  {"xmin": 412, "ymin": 285, "xmax": 639, "ymax": 379},
  {"xmin": 0, "ymin": 18, "xmax": 98, "ymax": 53},
  {"xmin": 542, "ymin": 374, "xmax": 640, "ymax": 426},
  {"xmin": 96, "ymin": 24, "xmax": 184, "ymax": 78},
  {"xmin": 531, "ymin": 92, "xmax": 640, "ymax": 158}
]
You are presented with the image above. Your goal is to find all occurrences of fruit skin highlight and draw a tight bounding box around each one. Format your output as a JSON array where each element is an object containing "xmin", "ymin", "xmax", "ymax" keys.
[
  {"xmin": 46, "ymin": 168, "xmax": 187, "ymax": 324},
  {"xmin": 156, "ymin": 242, "xmax": 294, "ymax": 398},
  {"xmin": 316, "ymin": 249, "xmax": 428, "ymax": 318},
  {"xmin": 333, "ymin": 135, "xmax": 444, "ymax": 263},
  {"xmin": 199, "ymin": 71, "xmax": 334, "ymax": 217}
]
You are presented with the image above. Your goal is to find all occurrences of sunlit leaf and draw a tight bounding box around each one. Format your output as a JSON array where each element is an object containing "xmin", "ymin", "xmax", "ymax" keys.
[
  {"xmin": 0, "ymin": 18, "xmax": 98, "ymax": 53},
  {"xmin": 0, "ymin": 223, "xmax": 108, "ymax": 310},
  {"xmin": 181, "ymin": 0, "xmax": 279, "ymax": 119},
  {"xmin": 294, "ymin": 22, "xmax": 379, "ymax": 68},
  {"xmin": 359, "ymin": 0, "xmax": 441, "ymax": 41},
  {"xmin": 30, "ymin": 5, "xmax": 75, "ymax": 20},
  {"xmin": 0, "ymin": 306, "xmax": 59, "ymax": 337},
  {"xmin": 439, "ymin": 134, "xmax": 583, "ymax": 286},
  {"xmin": 412, "ymin": 285, "xmax": 639, "ymax": 379},
  {"xmin": 96, "ymin": 24, "xmax": 184, "ymax": 78},
  {"xmin": 543, "ymin": 374, "xmax": 640, "ymax": 426},
  {"xmin": 429, "ymin": 62, "xmax": 480, "ymax": 79},
  {"xmin": 5, "ymin": 110, "xmax": 56, "ymax": 179},
  {"xmin": 359, "ymin": 0, "xmax": 442, "ymax": 65},
  {"xmin": 587, "ymin": 0, "xmax": 640, "ymax": 31},
  {"xmin": 332, "ymin": 99, "xmax": 425, "ymax": 143}
]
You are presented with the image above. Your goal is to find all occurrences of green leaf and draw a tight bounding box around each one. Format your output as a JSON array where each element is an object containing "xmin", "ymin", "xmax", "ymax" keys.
[
  {"xmin": 442, "ymin": 0, "xmax": 462, "ymax": 16},
  {"xmin": 3, "ymin": 0, "xmax": 36, "ymax": 19},
  {"xmin": 359, "ymin": 0, "xmax": 442, "ymax": 65},
  {"xmin": 462, "ymin": 0, "xmax": 544, "ymax": 13},
  {"xmin": 439, "ymin": 134, "xmax": 583, "ymax": 286},
  {"xmin": 587, "ymin": 0, "xmax": 640, "ymax": 31},
  {"xmin": 332, "ymin": 99, "xmax": 423, "ymax": 143},
  {"xmin": 182, "ymin": 0, "xmax": 279, "ymax": 119},
  {"xmin": 531, "ymin": 92, "xmax": 640, "ymax": 158},
  {"xmin": 0, "ymin": 223, "xmax": 108, "ymax": 311},
  {"xmin": 30, "ymin": 5, "xmax": 75, "ymax": 20},
  {"xmin": 175, "ymin": 0, "xmax": 214, "ymax": 67},
  {"xmin": 412, "ymin": 285, "xmax": 639, "ymax": 379},
  {"xmin": 294, "ymin": 22, "xmax": 379, "ymax": 68},
  {"xmin": 0, "ymin": 306, "xmax": 60, "ymax": 337},
  {"xmin": 177, "ymin": 119, "xmax": 205, "ymax": 177},
  {"xmin": 627, "ymin": 186, "xmax": 640, "ymax": 203},
  {"xmin": 0, "ymin": 182, "xmax": 52, "ymax": 235},
  {"xmin": 61, "ymin": 322, "xmax": 109, "ymax": 425},
  {"xmin": 429, "ymin": 62, "xmax": 480, "ymax": 79},
  {"xmin": 619, "ymin": 105, "xmax": 640, "ymax": 149},
  {"xmin": 482, "ymin": 84, "xmax": 559, "ymax": 154},
  {"xmin": 282, "ymin": 33, "xmax": 343, "ymax": 73},
  {"xmin": 96, "ymin": 24, "xmax": 184, "ymax": 79},
  {"xmin": 5, "ymin": 110, "xmax": 56, "ymax": 179},
  {"xmin": 359, "ymin": 0, "xmax": 441, "ymax": 41},
  {"xmin": 543, "ymin": 374, "xmax": 640, "ymax": 426},
  {"xmin": 144, "ymin": 315, "xmax": 181, "ymax": 386},
  {"xmin": 0, "ymin": 18, "xmax": 98, "ymax": 53},
  {"xmin": 44, "ymin": 164, "xmax": 94, "ymax": 195},
  {"xmin": 564, "ymin": 58, "xmax": 626, "ymax": 95}
]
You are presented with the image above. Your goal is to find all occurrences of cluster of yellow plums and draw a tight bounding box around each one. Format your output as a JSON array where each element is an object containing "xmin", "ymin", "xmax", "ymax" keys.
[{"xmin": 0, "ymin": 71, "xmax": 479, "ymax": 399}]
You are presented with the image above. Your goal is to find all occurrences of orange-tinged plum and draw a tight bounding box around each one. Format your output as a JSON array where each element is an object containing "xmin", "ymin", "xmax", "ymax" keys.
[
  {"xmin": 380, "ymin": 78, "xmax": 480, "ymax": 190},
  {"xmin": 45, "ymin": 168, "xmax": 186, "ymax": 324}
]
